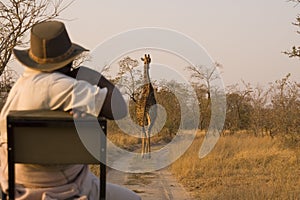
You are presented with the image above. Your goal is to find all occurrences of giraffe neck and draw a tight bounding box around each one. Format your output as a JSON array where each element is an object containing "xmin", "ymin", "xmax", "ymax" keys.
[{"xmin": 143, "ymin": 63, "xmax": 150, "ymax": 84}]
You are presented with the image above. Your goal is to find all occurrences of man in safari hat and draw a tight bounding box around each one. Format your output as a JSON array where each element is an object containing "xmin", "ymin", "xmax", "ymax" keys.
[{"xmin": 0, "ymin": 20, "xmax": 141, "ymax": 200}]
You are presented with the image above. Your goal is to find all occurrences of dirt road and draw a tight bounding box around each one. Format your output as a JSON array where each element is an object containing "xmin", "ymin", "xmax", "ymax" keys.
[
  {"xmin": 107, "ymin": 156, "xmax": 193, "ymax": 200},
  {"xmin": 106, "ymin": 137, "xmax": 194, "ymax": 199},
  {"xmin": 107, "ymin": 167, "xmax": 192, "ymax": 200}
]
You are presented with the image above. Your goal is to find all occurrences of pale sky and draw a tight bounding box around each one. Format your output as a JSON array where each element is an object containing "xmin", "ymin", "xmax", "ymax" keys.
[{"xmin": 14, "ymin": 0, "xmax": 300, "ymax": 86}]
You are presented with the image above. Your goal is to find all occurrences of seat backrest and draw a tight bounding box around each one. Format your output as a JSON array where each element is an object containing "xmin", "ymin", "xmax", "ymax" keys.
[{"xmin": 6, "ymin": 110, "xmax": 106, "ymax": 200}]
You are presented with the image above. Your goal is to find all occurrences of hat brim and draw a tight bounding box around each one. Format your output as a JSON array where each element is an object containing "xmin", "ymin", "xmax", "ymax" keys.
[{"xmin": 13, "ymin": 43, "xmax": 88, "ymax": 72}]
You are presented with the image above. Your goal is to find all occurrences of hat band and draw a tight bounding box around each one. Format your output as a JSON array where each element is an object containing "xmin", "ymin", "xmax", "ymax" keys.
[{"xmin": 29, "ymin": 46, "xmax": 74, "ymax": 64}]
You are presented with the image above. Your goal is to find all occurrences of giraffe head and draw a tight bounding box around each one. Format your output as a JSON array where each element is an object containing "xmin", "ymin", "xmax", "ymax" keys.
[{"xmin": 141, "ymin": 54, "xmax": 151, "ymax": 65}]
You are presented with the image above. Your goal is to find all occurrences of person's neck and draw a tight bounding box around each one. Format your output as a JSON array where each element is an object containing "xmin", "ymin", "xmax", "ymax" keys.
[{"xmin": 23, "ymin": 67, "xmax": 44, "ymax": 76}]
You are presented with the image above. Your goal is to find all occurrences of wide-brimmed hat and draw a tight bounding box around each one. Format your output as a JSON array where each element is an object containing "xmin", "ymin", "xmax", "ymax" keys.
[{"xmin": 13, "ymin": 21, "xmax": 88, "ymax": 72}]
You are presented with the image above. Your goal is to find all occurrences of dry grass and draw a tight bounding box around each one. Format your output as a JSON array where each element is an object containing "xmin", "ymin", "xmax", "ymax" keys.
[
  {"xmin": 90, "ymin": 129, "xmax": 170, "ymax": 175},
  {"xmin": 107, "ymin": 131, "xmax": 140, "ymax": 151},
  {"xmin": 170, "ymin": 131, "xmax": 300, "ymax": 199},
  {"xmin": 106, "ymin": 128, "xmax": 173, "ymax": 151},
  {"xmin": 90, "ymin": 131, "xmax": 141, "ymax": 176},
  {"xmin": 92, "ymin": 129, "xmax": 300, "ymax": 199}
]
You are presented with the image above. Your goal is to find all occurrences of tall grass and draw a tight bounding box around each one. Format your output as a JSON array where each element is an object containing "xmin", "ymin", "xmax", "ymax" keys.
[
  {"xmin": 106, "ymin": 127, "xmax": 174, "ymax": 151},
  {"xmin": 99, "ymin": 128, "xmax": 300, "ymax": 199},
  {"xmin": 170, "ymin": 131, "xmax": 300, "ymax": 199}
]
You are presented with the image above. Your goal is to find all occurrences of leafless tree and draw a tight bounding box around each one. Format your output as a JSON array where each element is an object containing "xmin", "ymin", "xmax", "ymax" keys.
[
  {"xmin": 116, "ymin": 56, "xmax": 141, "ymax": 102},
  {"xmin": 248, "ymin": 84, "xmax": 269, "ymax": 136},
  {"xmin": 268, "ymin": 73, "xmax": 300, "ymax": 138},
  {"xmin": 186, "ymin": 62, "xmax": 223, "ymax": 130},
  {"xmin": 224, "ymin": 83, "xmax": 253, "ymax": 135},
  {"xmin": 0, "ymin": 67, "xmax": 18, "ymax": 109},
  {"xmin": 0, "ymin": 0, "xmax": 73, "ymax": 75},
  {"xmin": 284, "ymin": 0, "xmax": 300, "ymax": 58},
  {"xmin": 186, "ymin": 62, "xmax": 222, "ymax": 99}
]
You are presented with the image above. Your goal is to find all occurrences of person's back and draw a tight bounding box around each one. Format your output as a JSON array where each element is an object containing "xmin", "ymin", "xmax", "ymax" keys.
[
  {"xmin": 0, "ymin": 20, "xmax": 140, "ymax": 200},
  {"xmin": 0, "ymin": 69, "xmax": 92, "ymax": 189}
]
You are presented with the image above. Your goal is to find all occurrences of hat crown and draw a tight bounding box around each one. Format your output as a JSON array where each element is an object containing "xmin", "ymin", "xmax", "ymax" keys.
[
  {"xmin": 29, "ymin": 21, "xmax": 72, "ymax": 62},
  {"xmin": 13, "ymin": 20, "xmax": 87, "ymax": 72},
  {"xmin": 32, "ymin": 21, "xmax": 64, "ymax": 39}
]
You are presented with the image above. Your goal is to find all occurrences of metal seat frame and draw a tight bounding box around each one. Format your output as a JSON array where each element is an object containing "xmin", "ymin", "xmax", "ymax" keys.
[{"xmin": 3, "ymin": 110, "xmax": 106, "ymax": 200}]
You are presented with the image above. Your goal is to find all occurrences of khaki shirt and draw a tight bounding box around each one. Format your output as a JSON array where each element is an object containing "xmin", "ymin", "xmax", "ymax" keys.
[{"xmin": 0, "ymin": 68, "xmax": 107, "ymax": 199}]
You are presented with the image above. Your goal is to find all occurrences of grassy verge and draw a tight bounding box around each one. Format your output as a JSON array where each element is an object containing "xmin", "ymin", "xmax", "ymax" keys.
[
  {"xmin": 89, "ymin": 130, "xmax": 141, "ymax": 176},
  {"xmin": 91, "ymin": 129, "xmax": 300, "ymax": 199},
  {"xmin": 170, "ymin": 131, "xmax": 300, "ymax": 199},
  {"xmin": 90, "ymin": 129, "xmax": 167, "ymax": 175}
]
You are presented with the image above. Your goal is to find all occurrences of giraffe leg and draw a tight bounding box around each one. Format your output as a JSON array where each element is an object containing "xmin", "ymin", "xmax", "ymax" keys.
[
  {"xmin": 141, "ymin": 127, "xmax": 146, "ymax": 158},
  {"xmin": 147, "ymin": 129, "xmax": 151, "ymax": 159},
  {"xmin": 143, "ymin": 129, "xmax": 150, "ymax": 159},
  {"xmin": 141, "ymin": 138, "xmax": 144, "ymax": 158},
  {"xmin": 145, "ymin": 114, "xmax": 152, "ymax": 159}
]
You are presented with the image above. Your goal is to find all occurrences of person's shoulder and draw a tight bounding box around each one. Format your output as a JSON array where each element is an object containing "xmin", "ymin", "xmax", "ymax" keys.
[
  {"xmin": 22, "ymin": 69, "xmax": 70, "ymax": 81},
  {"xmin": 45, "ymin": 72, "xmax": 79, "ymax": 93},
  {"xmin": 50, "ymin": 72, "xmax": 76, "ymax": 83},
  {"xmin": 51, "ymin": 71, "xmax": 100, "ymax": 88}
]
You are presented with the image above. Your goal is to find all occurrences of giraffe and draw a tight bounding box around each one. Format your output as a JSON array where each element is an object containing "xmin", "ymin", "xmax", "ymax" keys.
[{"xmin": 135, "ymin": 54, "xmax": 157, "ymax": 158}]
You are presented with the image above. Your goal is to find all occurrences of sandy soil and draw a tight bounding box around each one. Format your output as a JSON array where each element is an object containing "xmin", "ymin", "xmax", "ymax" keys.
[{"xmin": 107, "ymin": 163, "xmax": 193, "ymax": 200}]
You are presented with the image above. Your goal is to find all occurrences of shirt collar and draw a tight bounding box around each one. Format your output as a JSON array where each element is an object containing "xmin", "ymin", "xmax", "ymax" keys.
[{"xmin": 23, "ymin": 67, "xmax": 45, "ymax": 76}]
